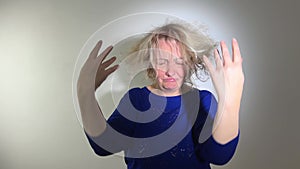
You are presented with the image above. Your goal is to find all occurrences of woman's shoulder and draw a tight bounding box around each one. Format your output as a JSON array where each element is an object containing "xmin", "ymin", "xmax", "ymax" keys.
[
  {"xmin": 182, "ymin": 85, "xmax": 214, "ymax": 98},
  {"xmin": 198, "ymin": 89, "xmax": 214, "ymax": 98}
]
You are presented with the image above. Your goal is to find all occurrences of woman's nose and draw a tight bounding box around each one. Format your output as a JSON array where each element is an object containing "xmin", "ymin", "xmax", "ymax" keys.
[{"xmin": 165, "ymin": 64, "xmax": 175, "ymax": 76}]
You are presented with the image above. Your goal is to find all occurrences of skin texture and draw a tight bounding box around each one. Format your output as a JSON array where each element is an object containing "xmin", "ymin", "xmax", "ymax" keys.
[
  {"xmin": 203, "ymin": 38, "xmax": 244, "ymax": 144},
  {"xmin": 148, "ymin": 38, "xmax": 188, "ymax": 96},
  {"xmin": 77, "ymin": 38, "xmax": 244, "ymax": 144},
  {"xmin": 77, "ymin": 41, "xmax": 118, "ymax": 137}
]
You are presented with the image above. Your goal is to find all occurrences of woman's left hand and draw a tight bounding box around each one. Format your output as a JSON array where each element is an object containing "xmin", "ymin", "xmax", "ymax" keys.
[{"xmin": 203, "ymin": 38, "xmax": 244, "ymax": 110}]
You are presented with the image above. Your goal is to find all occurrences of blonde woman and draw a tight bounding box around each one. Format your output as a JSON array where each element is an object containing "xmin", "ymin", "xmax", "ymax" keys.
[{"xmin": 77, "ymin": 22, "xmax": 244, "ymax": 169}]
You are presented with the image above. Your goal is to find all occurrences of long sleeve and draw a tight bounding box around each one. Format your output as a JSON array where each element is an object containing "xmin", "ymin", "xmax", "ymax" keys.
[
  {"xmin": 85, "ymin": 130, "xmax": 112, "ymax": 156},
  {"xmin": 193, "ymin": 90, "xmax": 239, "ymax": 165},
  {"xmin": 85, "ymin": 89, "xmax": 139, "ymax": 156},
  {"xmin": 195, "ymin": 132, "xmax": 239, "ymax": 165}
]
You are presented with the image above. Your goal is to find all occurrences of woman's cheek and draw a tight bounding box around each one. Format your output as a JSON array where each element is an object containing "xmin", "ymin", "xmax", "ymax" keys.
[{"xmin": 156, "ymin": 69, "xmax": 166, "ymax": 78}]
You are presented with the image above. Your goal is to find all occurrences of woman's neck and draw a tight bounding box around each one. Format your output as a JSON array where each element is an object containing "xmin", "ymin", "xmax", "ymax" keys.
[{"xmin": 147, "ymin": 83, "xmax": 192, "ymax": 97}]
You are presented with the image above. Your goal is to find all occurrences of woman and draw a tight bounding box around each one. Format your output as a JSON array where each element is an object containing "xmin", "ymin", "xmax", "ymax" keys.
[{"xmin": 77, "ymin": 22, "xmax": 244, "ymax": 169}]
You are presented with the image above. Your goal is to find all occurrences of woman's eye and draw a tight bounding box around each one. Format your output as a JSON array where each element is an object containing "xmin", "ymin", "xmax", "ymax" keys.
[
  {"xmin": 175, "ymin": 58, "xmax": 184, "ymax": 65},
  {"xmin": 157, "ymin": 59, "xmax": 167, "ymax": 65}
]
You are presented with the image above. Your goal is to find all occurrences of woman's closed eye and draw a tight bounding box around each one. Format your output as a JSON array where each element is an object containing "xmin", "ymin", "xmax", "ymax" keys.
[
  {"xmin": 174, "ymin": 58, "xmax": 185, "ymax": 65},
  {"xmin": 157, "ymin": 59, "xmax": 168, "ymax": 65}
]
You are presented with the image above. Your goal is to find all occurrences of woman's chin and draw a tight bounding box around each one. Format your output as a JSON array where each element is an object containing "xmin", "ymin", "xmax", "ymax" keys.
[
  {"xmin": 162, "ymin": 84, "xmax": 181, "ymax": 93},
  {"xmin": 163, "ymin": 82, "xmax": 178, "ymax": 89}
]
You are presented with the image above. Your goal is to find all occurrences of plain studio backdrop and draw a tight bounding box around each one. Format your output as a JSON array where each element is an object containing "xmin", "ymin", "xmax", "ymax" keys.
[{"xmin": 0, "ymin": 0, "xmax": 299, "ymax": 169}]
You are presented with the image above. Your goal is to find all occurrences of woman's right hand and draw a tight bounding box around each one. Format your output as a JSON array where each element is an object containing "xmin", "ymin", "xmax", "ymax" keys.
[
  {"xmin": 77, "ymin": 40, "xmax": 119, "ymax": 94},
  {"xmin": 77, "ymin": 40, "xmax": 118, "ymax": 136}
]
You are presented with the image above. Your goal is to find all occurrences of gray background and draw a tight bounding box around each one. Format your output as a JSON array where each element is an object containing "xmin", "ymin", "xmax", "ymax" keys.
[{"xmin": 0, "ymin": 0, "xmax": 299, "ymax": 169}]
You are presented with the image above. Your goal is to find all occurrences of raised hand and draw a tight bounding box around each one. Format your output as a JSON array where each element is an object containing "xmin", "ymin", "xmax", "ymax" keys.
[
  {"xmin": 77, "ymin": 40, "xmax": 118, "ymax": 137},
  {"xmin": 203, "ymin": 38, "xmax": 244, "ymax": 109},
  {"xmin": 77, "ymin": 40, "xmax": 118, "ymax": 93},
  {"xmin": 203, "ymin": 38, "xmax": 244, "ymax": 144}
]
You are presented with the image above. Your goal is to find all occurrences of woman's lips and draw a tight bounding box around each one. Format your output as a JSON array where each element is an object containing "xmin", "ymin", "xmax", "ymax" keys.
[{"xmin": 163, "ymin": 78, "xmax": 176, "ymax": 82}]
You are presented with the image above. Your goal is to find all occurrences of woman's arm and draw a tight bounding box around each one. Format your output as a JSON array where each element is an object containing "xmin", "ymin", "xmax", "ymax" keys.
[
  {"xmin": 203, "ymin": 38, "xmax": 244, "ymax": 144},
  {"xmin": 193, "ymin": 90, "xmax": 239, "ymax": 165},
  {"xmin": 77, "ymin": 40, "xmax": 118, "ymax": 137}
]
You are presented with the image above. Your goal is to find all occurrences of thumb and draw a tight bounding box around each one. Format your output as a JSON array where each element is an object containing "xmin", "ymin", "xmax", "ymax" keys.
[{"xmin": 203, "ymin": 55, "xmax": 214, "ymax": 74}]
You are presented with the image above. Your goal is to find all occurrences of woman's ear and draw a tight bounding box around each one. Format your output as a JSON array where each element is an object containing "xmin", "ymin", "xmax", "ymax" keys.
[{"xmin": 147, "ymin": 67, "xmax": 157, "ymax": 80}]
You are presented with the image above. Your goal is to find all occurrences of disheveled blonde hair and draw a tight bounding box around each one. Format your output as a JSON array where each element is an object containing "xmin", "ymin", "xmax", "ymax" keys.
[{"xmin": 130, "ymin": 20, "xmax": 217, "ymax": 84}]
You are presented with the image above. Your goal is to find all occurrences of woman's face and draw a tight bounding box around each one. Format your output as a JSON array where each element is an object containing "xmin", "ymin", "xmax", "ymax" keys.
[{"xmin": 152, "ymin": 38, "xmax": 187, "ymax": 96}]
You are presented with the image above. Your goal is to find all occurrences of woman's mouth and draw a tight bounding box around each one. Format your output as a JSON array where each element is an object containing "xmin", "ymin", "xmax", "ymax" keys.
[{"xmin": 163, "ymin": 78, "xmax": 176, "ymax": 82}]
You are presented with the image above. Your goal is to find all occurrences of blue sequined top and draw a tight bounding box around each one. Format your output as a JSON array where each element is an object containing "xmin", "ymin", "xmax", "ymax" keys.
[{"xmin": 85, "ymin": 87, "xmax": 239, "ymax": 169}]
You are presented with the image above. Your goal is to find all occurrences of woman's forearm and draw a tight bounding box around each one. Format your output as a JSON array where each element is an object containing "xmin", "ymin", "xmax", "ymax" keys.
[
  {"xmin": 212, "ymin": 98, "xmax": 240, "ymax": 144},
  {"xmin": 77, "ymin": 86, "xmax": 107, "ymax": 137},
  {"xmin": 76, "ymin": 41, "xmax": 117, "ymax": 137}
]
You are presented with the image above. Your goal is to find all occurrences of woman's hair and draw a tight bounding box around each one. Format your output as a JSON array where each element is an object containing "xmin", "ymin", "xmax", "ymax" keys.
[{"xmin": 130, "ymin": 20, "xmax": 217, "ymax": 84}]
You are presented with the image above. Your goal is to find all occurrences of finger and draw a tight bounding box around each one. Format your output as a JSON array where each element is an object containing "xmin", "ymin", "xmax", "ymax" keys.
[
  {"xmin": 104, "ymin": 65, "xmax": 119, "ymax": 76},
  {"xmin": 102, "ymin": 56, "xmax": 117, "ymax": 68},
  {"xmin": 220, "ymin": 41, "xmax": 232, "ymax": 66},
  {"xmin": 97, "ymin": 45, "xmax": 113, "ymax": 63},
  {"xmin": 214, "ymin": 49, "xmax": 223, "ymax": 69},
  {"xmin": 96, "ymin": 57, "xmax": 115, "ymax": 75},
  {"xmin": 232, "ymin": 38, "xmax": 242, "ymax": 63},
  {"xmin": 89, "ymin": 40, "xmax": 103, "ymax": 59},
  {"xmin": 202, "ymin": 55, "xmax": 214, "ymax": 73}
]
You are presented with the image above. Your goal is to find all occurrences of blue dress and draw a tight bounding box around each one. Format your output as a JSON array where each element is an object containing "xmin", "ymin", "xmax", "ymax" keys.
[{"xmin": 85, "ymin": 87, "xmax": 239, "ymax": 169}]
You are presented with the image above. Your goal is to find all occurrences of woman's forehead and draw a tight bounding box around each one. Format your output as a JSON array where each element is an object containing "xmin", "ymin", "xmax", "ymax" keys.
[{"xmin": 156, "ymin": 38, "xmax": 183, "ymax": 58}]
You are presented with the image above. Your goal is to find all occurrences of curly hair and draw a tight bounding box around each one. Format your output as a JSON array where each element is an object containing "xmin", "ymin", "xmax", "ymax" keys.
[{"xmin": 130, "ymin": 20, "xmax": 217, "ymax": 84}]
